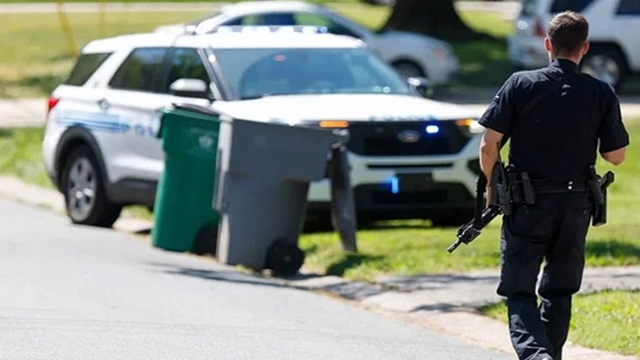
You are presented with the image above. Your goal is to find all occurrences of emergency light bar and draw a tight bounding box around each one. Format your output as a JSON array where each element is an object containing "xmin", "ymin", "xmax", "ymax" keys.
[{"xmin": 211, "ymin": 26, "xmax": 330, "ymax": 34}]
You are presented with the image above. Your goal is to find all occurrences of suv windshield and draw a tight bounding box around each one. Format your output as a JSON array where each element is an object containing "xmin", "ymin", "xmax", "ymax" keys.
[
  {"xmin": 550, "ymin": 0, "xmax": 596, "ymax": 13},
  {"xmin": 212, "ymin": 48, "xmax": 412, "ymax": 99}
]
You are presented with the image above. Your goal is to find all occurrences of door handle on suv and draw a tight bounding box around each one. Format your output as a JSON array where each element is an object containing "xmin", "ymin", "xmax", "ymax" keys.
[{"xmin": 97, "ymin": 98, "xmax": 110, "ymax": 110}]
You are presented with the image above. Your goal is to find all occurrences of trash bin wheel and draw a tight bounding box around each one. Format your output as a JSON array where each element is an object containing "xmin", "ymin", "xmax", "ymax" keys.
[
  {"xmin": 192, "ymin": 222, "xmax": 218, "ymax": 256},
  {"xmin": 265, "ymin": 239, "xmax": 305, "ymax": 276}
]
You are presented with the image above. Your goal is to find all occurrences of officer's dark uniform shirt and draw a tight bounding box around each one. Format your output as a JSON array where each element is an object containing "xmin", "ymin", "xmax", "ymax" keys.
[{"xmin": 479, "ymin": 59, "xmax": 630, "ymax": 182}]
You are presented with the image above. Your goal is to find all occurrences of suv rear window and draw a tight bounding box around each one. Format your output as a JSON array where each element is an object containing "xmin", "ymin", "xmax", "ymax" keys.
[
  {"xmin": 108, "ymin": 47, "xmax": 167, "ymax": 92},
  {"xmin": 550, "ymin": 0, "xmax": 596, "ymax": 13},
  {"xmin": 65, "ymin": 52, "xmax": 112, "ymax": 86},
  {"xmin": 521, "ymin": 0, "xmax": 539, "ymax": 17}
]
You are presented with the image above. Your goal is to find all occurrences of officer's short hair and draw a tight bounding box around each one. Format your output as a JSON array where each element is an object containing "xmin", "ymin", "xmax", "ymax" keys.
[{"xmin": 547, "ymin": 11, "xmax": 589, "ymax": 56}]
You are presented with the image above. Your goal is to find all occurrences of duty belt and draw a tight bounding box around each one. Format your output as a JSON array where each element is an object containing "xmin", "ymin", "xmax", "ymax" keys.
[{"xmin": 530, "ymin": 180, "xmax": 588, "ymax": 194}]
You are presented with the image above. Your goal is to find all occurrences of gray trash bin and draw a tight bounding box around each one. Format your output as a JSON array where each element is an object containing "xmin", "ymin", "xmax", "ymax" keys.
[{"xmin": 213, "ymin": 117, "xmax": 354, "ymax": 275}]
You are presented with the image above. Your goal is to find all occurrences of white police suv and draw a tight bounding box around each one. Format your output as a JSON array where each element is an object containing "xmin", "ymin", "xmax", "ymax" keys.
[{"xmin": 42, "ymin": 26, "xmax": 484, "ymax": 229}]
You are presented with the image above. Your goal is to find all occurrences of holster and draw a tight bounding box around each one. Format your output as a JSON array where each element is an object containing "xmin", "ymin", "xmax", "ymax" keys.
[
  {"xmin": 587, "ymin": 166, "xmax": 611, "ymax": 227},
  {"xmin": 490, "ymin": 161, "xmax": 513, "ymax": 216},
  {"xmin": 507, "ymin": 170, "xmax": 536, "ymax": 207}
]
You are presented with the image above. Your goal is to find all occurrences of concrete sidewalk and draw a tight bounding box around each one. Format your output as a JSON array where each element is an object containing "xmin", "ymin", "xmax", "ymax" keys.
[
  {"xmin": 0, "ymin": 99, "xmax": 47, "ymax": 128},
  {"xmin": 0, "ymin": 174, "xmax": 638, "ymax": 360}
]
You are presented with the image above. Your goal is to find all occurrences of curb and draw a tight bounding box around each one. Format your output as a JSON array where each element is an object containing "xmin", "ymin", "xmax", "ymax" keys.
[{"xmin": 0, "ymin": 174, "xmax": 637, "ymax": 360}]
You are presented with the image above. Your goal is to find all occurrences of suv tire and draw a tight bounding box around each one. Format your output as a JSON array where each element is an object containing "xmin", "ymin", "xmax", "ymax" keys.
[
  {"xmin": 61, "ymin": 145, "xmax": 122, "ymax": 228},
  {"xmin": 580, "ymin": 46, "xmax": 628, "ymax": 91},
  {"xmin": 392, "ymin": 60, "xmax": 425, "ymax": 79}
]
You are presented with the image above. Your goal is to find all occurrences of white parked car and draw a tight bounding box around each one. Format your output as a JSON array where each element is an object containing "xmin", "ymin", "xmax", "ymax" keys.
[
  {"xmin": 509, "ymin": 0, "xmax": 640, "ymax": 90},
  {"xmin": 154, "ymin": 1, "xmax": 459, "ymax": 86},
  {"xmin": 42, "ymin": 27, "xmax": 483, "ymax": 229}
]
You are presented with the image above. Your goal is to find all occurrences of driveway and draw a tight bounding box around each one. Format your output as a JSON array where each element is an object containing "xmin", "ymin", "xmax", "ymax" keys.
[{"xmin": 0, "ymin": 198, "xmax": 511, "ymax": 360}]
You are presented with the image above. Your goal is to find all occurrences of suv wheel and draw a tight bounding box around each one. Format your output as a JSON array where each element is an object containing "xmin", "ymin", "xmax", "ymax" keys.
[
  {"xmin": 392, "ymin": 61, "xmax": 425, "ymax": 79},
  {"xmin": 61, "ymin": 145, "xmax": 122, "ymax": 228},
  {"xmin": 580, "ymin": 47, "xmax": 628, "ymax": 91}
]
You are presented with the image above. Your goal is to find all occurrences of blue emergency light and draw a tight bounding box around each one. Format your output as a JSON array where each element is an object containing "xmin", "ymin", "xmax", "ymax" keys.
[
  {"xmin": 390, "ymin": 176, "xmax": 399, "ymax": 194},
  {"xmin": 425, "ymin": 125, "xmax": 440, "ymax": 134}
]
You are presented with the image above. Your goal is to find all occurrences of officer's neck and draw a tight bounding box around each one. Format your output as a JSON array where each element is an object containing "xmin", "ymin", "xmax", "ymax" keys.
[{"xmin": 551, "ymin": 55, "xmax": 581, "ymax": 65}]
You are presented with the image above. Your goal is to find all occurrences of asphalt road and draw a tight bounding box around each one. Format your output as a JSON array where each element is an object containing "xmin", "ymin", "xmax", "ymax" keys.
[{"xmin": 0, "ymin": 199, "xmax": 511, "ymax": 360}]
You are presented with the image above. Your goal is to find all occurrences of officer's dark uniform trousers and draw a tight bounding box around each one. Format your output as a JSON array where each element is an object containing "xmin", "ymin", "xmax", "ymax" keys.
[{"xmin": 497, "ymin": 191, "xmax": 592, "ymax": 360}]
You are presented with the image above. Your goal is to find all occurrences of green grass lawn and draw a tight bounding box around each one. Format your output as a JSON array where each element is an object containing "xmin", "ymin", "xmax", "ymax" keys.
[
  {"xmin": 300, "ymin": 120, "xmax": 640, "ymax": 281},
  {"xmin": 0, "ymin": 5, "xmax": 514, "ymax": 98},
  {"xmin": 480, "ymin": 290, "xmax": 640, "ymax": 357},
  {"xmin": 1, "ymin": 122, "xmax": 639, "ymax": 282},
  {"xmin": 0, "ymin": 127, "xmax": 51, "ymax": 187}
]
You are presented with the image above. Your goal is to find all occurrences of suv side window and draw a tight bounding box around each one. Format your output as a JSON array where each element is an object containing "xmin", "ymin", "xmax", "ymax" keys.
[
  {"xmin": 617, "ymin": 0, "xmax": 640, "ymax": 15},
  {"xmin": 225, "ymin": 13, "xmax": 296, "ymax": 26},
  {"xmin": 550, "ymin": 0, "xmax": 596, "ymax": 13},
  {"xmin": 108, "ymin": 47, "xmax": 167, "ymax": 92},
  {"xmin": 65, "ymin": 52, "xmax": 113, "ymax": 86},
  {"xmin": 294, "ymin": 13, "xmax": 360, "ymax": 39},
  {"xmin": 161, "ymin": 47, "xmax": 211, "ymax": 93}
]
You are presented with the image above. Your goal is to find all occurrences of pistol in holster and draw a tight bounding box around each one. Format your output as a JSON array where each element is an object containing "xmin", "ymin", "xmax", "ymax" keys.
[
  {"xmin": 587, "ymin": 165, "xmax": 615, "ymax": 227},
  {"xmin": 507, "ymin": 170, "xmax": 536, "ymax": 207},
  {"xmin": 490, "ymin": 161, "xmax": 514, "ymax": 216}
]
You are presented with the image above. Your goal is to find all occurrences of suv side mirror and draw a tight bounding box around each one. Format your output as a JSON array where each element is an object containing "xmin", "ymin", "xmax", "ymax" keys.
[
  {"xmin": 407, "ymin": 77, "xmax": 432, "ymax": 98},
  {"xmin": 169, "ymin": 78, "xmax": 211, "ymax": 99}
]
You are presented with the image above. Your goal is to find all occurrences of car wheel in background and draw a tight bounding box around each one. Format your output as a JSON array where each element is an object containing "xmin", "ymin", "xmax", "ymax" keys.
[
  {"xmin": 580, "ymin": 47, "xmax": 628, "ymax": 92},
  {"xmin": 61, "ymin": 145, "xmax": 122, "ymax": 228},
  {"xmin": 392, "ymin": 60, "xmax": 425, "ymax": 79}
]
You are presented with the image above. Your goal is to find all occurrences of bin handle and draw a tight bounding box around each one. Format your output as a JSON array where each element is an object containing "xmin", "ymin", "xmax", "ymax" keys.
[{"xmin": 171, "ymin": 103, "xmax": 221, "ymax": 117}]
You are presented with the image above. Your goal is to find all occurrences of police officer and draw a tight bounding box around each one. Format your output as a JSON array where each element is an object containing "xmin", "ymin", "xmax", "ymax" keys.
[{"xmin": 478, "ymin": 11, "xmax": 629, "ymax": 360}]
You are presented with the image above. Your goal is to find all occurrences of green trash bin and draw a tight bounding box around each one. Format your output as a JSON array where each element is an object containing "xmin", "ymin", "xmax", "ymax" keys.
[{"xmin": 151, "ymin": 105, "xmax": 221, "ymax": 255}]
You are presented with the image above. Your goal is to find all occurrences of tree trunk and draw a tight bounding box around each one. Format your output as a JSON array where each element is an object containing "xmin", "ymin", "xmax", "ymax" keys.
[{"xmin": 382, "ymin": 0, "xmax": 491, "ymax": 42}]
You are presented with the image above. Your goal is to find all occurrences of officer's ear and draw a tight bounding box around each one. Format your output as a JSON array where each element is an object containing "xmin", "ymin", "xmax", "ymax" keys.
[
  {"xmin": 544, "ymin": 37, "xmax": 553, "ymax": 52},
  {"xmin": 582, "ymin": 41, "xmax": 590, "ymax": 56}
]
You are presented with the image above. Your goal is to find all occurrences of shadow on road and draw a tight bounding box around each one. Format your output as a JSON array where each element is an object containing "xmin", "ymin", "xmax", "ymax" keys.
[
  {"xmin": 145, "ymin": 261, "xmax": 389, "ymax": 302},
  {"xmin": 134, "ymin": 228, "xmax": 152, "ymax": 235},
  {"xmin": 146, "ymin": 261, "xmax": 290, "ymax": 290}
]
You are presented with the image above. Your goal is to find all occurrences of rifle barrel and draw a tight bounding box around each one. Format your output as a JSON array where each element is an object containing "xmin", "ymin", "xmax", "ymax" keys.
[{"xmin": 447, "ymin": 241, "xmax": 461, "ymax": 253}]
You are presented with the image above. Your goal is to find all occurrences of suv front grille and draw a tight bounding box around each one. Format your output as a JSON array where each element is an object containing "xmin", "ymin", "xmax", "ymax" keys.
[{"xmin": 346, "ymin": 121, "xmax": 470, "ymax": 157}]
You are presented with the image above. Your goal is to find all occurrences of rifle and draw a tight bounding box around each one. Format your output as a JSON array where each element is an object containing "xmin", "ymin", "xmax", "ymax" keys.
[
  {"xmin": 447, "ymin": 205, "xmax": 501, "ymax": 253},
  {"xmin": 447, "ymin": 173, "xmax": 502, "ymax": 253}
]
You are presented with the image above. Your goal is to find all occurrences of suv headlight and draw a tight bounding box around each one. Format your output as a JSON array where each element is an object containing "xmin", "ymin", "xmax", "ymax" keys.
[{"xmin": 455, "ymin": 119, "xmax": 485, "ymax": 136}]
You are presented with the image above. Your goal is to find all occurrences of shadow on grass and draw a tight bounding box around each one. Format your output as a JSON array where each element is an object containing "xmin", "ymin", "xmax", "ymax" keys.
[
  {"xmin": 17, "ymin": 73, "xmax": 66, "ymax": 96},
  {"xmin": 586, "ymin": 240, "xmax": 640, "ymax": 263},
  {"xmin": 0, "ymin": 128, "xmax": 14, "ymax": 138},
  {"xmin": 326, "ymin": 253, "xmax": 385, "ymax": 277}
]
